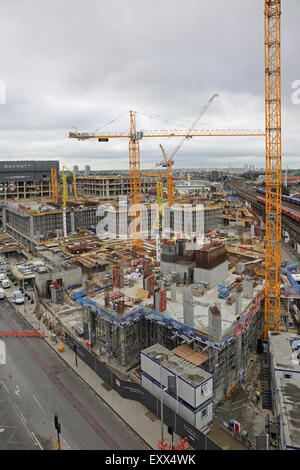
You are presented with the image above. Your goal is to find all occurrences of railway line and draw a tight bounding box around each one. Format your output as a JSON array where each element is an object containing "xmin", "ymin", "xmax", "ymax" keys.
[{"xmin": 230, "ymin": 186, "xmax": 300, "ymax": 238}]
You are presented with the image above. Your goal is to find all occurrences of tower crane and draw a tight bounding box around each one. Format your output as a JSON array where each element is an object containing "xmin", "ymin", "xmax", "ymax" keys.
[
  {"xmin": 69, "ymin": 113, "xmax": 264, "ymax": 250},
  {"xmin": 153, "ymin": 181, "xmax": 164, "ymax": 262},
  {"xmin": 264, "ymin": 0, "xmax": 282, "ymax": 338},
  {"xmin": 145, "ymin": 93, "xmax": 218, "ymax": 205}
]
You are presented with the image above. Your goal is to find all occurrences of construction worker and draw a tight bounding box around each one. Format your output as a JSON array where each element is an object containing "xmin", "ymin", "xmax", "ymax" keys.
[
  {"xmin": 236, "ymin": 314, "xmax": 240, "ymax": 323},
  {"xmin": 256, "ymin": 390, "xmax": 261, "ymax": 405}
]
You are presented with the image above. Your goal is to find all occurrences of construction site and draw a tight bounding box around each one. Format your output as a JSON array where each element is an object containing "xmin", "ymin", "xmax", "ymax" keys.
[
  {"xmin": 1, "ymin": 155, "xmax": 299, "ymax": 447},
  {"xmin": 0, "ymin": 0, "xmax": 299, "ymax": 452}
]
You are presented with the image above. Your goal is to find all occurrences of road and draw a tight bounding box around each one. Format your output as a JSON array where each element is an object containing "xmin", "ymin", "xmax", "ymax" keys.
[{"xmin": 0, "ymin": 299, "xmax": 146, "ymax": 450}]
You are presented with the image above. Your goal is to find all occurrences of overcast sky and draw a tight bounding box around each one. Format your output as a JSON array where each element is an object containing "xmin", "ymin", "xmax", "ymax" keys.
[{"xmin": 0, "ymin": 0, "xmax": 299, "ymax": 170}]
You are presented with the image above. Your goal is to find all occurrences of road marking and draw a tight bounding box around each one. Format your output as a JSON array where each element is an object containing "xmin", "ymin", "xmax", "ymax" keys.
[
  {"xmin": 32, "ymin": 431, "xmax": 43, "ymax": 450},
  {"xmin": 13, "ymin": 401, "xmax": 27, "ymax": 423},
  {"xmin": 32, "ymin": 394, "xmax": 46, "ymax": 414},
  {"xmin": 1, "ymin": 379, "xmax": 9, "ymax": 394},
  {"xmin": 9, "ymin": 397, "xmax": 37, "ymax": 445},
  {"xmin": 62, "ymin": 438, "xmax": 71, "ymax": 450},
  {"xmin": 14, "ymin": 384, "xmax": 20, "ymax": 397}
]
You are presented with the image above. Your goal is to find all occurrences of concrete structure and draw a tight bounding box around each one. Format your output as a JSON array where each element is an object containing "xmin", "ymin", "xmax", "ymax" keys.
[
  {"xmin": 4, "ymin": 199, "xmax": 221, "ymax": 248},
  {"xmin": 194, "ymin": 244, "xmax": 229, "ymax": 289},
  {"xmin": 35, "ymin": 266, "xmax": 82, "ymax": 297},
  {"xmin": 243, "ymin": 277, "xmax": 254, "ymax": 299},
  {"xmin": 77, "ymin": 175, "xmax": 156, "ymax": 198},
  {"xmin": 208, "ymin": 304, "xmax": 222, "ymax": 339},
  {"xmin": 182, "ymin": 286, "xmax": 194, "ymax": 328},
  {"xmin": 194, "ymin": 261, "xmax": 228, "ymax": 290}
]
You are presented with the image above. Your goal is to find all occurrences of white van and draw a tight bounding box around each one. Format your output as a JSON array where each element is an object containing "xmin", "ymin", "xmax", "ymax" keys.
[
  {"xmin": 2, "ymin": 279, "xmax": 11, "ymax": 289},
  {"xmin": 12, "ymin": 290, "xmax": 24, "ymax": 305},
  {"xmin": 0, "ymin": 288, "xmax": 4, "ymax": 300}
]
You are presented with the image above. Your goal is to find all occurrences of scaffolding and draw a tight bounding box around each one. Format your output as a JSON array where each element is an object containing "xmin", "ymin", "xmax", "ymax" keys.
[{"xmin": 71, "ymin": 285, "xmax": 264, "ymax": 399}]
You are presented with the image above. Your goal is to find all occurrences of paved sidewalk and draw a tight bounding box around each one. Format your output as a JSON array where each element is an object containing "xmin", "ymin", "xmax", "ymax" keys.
[{"xmin": 16, "ymin": 302, "xmax": 183, "ymax": 451}]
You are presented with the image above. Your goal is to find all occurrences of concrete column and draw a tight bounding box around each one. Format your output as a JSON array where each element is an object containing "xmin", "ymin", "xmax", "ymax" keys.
[
  {"xmin": 243, "ymin": 277, "xmax": 254, "ymax": 299},
  {"xmin": 70, "ymin": 211, "xmax": 75, "ymax": 233},
  {"xmin": 250, "ymin": 224, "xmax": 255, "ymax": 238},
  {"xmin": 119, "ymin": 326, "xmax": 126, "ymax": 367},
  {"xmin": 171, "ymin": 283, "xmax": 176, "ymax": 302},
  {"xmin": 208, "ymin": 304, "xmax": 221, "ymax": 338},
  {"xmin": 29, "ymin": 216, "xmax": 34, "ymax": 238},
  {"xmin": 182, "ymin": 286, "xmax": 194, "ymax": 328}
]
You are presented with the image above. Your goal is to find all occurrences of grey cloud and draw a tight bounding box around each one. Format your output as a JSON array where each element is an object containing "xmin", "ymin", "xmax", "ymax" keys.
[{"xmin": 0, "ymin": 0, "xmax": 298, "ymax": 169}]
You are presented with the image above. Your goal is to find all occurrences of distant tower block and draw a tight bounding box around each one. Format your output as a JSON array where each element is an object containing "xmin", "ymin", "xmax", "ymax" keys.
[
  {"xmin": 243, "ymin": 277, "xmax": 254, "ymax": 299},
  {"xmin": 208, "ymin": 304, "xmax": 221, "ymax": 339},
  {"xmin": 235, "ymin": 287, "xmax": 243, "ymax": 317}
]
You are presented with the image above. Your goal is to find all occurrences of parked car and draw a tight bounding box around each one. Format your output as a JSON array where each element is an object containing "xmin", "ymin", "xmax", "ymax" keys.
[
  {"xmin": 12, "ymin": 290, "xmax": 24, "ymax": 304},
  {"xmin": 1, "ymin": 279, "xmax": 11, "ymax": 289},
  {"xmin": 0, "ymin": 288, "xmax": 5, "ymax": 300}
]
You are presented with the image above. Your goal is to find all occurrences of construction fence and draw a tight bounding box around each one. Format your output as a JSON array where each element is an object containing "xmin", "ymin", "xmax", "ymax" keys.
[{"xmin": 64, "ymin": 332, "xmax": 222, "ymax": 451}]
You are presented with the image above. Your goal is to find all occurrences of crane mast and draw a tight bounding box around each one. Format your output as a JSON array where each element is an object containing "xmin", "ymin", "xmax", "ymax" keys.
[
  {"xmin": 129, "ymin": 110, "xmax": 142, "ymax": 250},
  {"xmin": 264, "ymin": 0, "xmax": 282, "ymax": 338}
]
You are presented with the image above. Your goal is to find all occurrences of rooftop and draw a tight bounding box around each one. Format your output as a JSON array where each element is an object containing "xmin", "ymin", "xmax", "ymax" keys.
[
  {"xmin": 268, "ymin": 331, "xmax": 300, "ymax": 372},
  {"xmin": 141, "ymin": 343, "xmax": 211, "ymax": 387},
  {"xmin": 276, "ymin": 377, "xmax": 300, "ymax": 449}
]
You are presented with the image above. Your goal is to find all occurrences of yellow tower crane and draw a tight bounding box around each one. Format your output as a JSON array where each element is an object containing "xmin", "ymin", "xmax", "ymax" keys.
[
  {"xmin": 264, "ymin": 0, "xmax": 282, "ymax": 338},
  {"xmin": 69, "ymin": 114, "xmax": 264, "ymax": 250},
  {"xmin": 51, "ymin": 168, "xmax": 58, "ymax": 204},
  {"xmin": 156, "ymin": 93, "xmax": 218, "ymax": 206}
]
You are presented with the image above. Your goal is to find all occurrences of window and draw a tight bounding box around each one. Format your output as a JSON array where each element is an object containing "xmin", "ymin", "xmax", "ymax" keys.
[
  {"xmin": 284, "ymin": 373, "xmax": 292, "ymax": 379},
  {"xmin": 201, "ymin": 407, "xmax": 208, "ymax": 419},
  {"xmin": 201, "ymin": 383, "xmax": 210, "ymax": 397}
]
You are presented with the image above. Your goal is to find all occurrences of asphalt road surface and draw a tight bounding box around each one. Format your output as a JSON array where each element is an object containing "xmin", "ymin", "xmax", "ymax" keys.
[{"xmin": 0, "ymin": 299, "xmax": 146, "ymax": 450}]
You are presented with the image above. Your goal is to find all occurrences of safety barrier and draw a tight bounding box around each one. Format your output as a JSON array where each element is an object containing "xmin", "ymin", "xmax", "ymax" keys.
[{"xmin": 0, "ymin": 330, "xmax": 45, "ymax": 338}]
